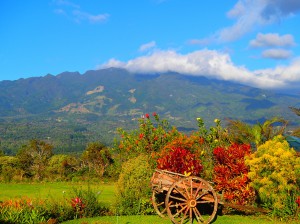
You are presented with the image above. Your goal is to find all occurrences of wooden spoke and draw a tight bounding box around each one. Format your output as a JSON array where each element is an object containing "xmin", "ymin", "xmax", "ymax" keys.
[
  {"xmin": 173, "ymin": 204, "xmax": 188, "ymax": 218},
  {"xmin": 189, "ymin": 207, "xmax": 193, "ymax": 224},
  {"xmin": 169, "ymin": 194, "xmax": 187, "ymax": 202},
  {"xmin": 195, "ymin": 191, "xmax": 209, "ymax": 201},
  {"xmin": 179, "ymin": 207, "xmax": 189, "ymax": 224},
  {"xmin": 182, "ymin": 179, "xmax": 191, "ymax": 199},
  {"xmin": 193, "ymin": 207, "xmax": 205, "ymax": 222},
  {"xmin": 173, "ymin": 186, "xmax": 189, "ymax": 200},
  {"xmin": 190, "ymin": 178, "xmax": 193, "ymax": 198},
  {"xmin": 169, "ymin": 202, "xmax": 186, "ymax": 209},
  {"xmin": 197, "ymin": 200, "xmax": 213, "ymax": 204}
]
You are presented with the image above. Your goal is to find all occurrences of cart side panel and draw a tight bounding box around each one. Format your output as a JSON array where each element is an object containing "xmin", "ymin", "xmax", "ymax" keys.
[{"xmin": 151, "ymin": 170, "xmax": 180, "ymax": 191}]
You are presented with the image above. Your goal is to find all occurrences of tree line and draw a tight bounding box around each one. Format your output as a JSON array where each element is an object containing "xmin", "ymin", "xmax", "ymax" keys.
[{"xmin": 0, "ymin": 139, "xmax": 114, "ymax": 182}]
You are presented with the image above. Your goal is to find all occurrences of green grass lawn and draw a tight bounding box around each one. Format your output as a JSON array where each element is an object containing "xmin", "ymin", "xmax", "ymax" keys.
[
  {"xmin": 61, "ymin": 214, "xmax": 297, "ymax": 224},
  {"xmin": 0, "ymin": 182, "xmax": 115, "ymax": 206},
  {"xmin": 0, "ymin": 182, "xmax": 298, "ymax": 224}
]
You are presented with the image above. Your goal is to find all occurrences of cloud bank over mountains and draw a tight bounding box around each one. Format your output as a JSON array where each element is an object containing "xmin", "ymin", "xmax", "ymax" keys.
[{"xmin": 100, "ymin": 49, "xmax": 300, "ymax": 90}]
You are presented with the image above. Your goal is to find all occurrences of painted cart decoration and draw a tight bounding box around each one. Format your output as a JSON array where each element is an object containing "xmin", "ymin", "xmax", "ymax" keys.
[{"xmin": 151, "ymin": 169, "xmax": 220, "ymax": 224}]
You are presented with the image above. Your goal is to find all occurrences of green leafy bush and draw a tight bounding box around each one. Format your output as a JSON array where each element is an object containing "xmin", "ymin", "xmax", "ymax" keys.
[
  {"xmin": 115, "ymin": 113, "xmax": 179, "ymax": 161},
  {"xmin": 0, "ymin": 156, "xmax": 19, "ymax": 182},
  {"xmin": 0, "ymin": 197, "xmax": 49, "ymax": 224},
  {"xmin": 245, "ymin": 135, "xmax": 300, "ymax": 217},
  {"xmin": 196, "ymin": 117, "xmax": 231, "ymax": 180},
  {"xmin": 70, "ymin": 186, "xmax": 109, "ymax": 218},
  {"xmin": 115, "ymin": 154, "xmax": 154, "ymax": 215}
]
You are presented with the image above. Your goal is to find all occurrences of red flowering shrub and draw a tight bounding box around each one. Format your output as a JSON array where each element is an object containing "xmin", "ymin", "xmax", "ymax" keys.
[
  {"xmin": 71, "ymin": 197, "xmax": 85, "ymax": 217},
  {"xmin": 155, "ymin": 134, "xmax": 205, "ymax": 175},
  {"xmin": 157, "ymin": 146, "xmax": 203, "ymax": 176},
  {"xmin": 213, "ymin": 143, "xmax": 255, "ymax": 205},
  {"xmin": 296, "ymin": 196, "xmax": 300, "ymax": 207},
  {"xmin": 117, "ymin": 113, "xmax": 180, "ymax": 161}
]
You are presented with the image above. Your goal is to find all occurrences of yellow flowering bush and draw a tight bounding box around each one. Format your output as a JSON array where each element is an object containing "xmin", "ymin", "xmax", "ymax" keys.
[{"xmin": 245, "ymin": 135, "xmax": 300, "ymax": 217}]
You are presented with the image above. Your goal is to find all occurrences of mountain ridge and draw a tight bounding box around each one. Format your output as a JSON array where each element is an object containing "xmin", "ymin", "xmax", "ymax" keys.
[{"xmin": 0, "ymin": 68, "xmax": 299, "ymax": 154}]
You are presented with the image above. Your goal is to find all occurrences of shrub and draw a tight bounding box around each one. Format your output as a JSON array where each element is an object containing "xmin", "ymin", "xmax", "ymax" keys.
[
  {"xmin": 196, "ymin": 117, "xmax": 231, "ymax": 180},
  {"xmin": 46, "ymin": 154, "xmax": 79, "ymax": 181},
  {"xmin": 154, "ymin": 133, "xmax": 203, "ymax": 175},
  {"xmin": 213, "ymin": 143, "xmax": 255, "ymax": 205},
  {"xmin": 0, "ymin": 156, "xmax": 20, "ymax": 182},
  {"xmin": 157, "ymin": 146, "xmax": 203, "ymax": 176},
  {"xmin": 0, "ymin": 197, "xmax": 49, "ymax": 224},
  {"xmin": 70, "ymin": 186, "xmax": 109, "ymax": 218},
  {"xmin": 115, "ymin": 113, "xmax": 179, "ymax": 161},
  {"xmin": 245, "ymin": 135, "xmax": 300, "ymax": 217},
  {"xmin": 115, "ymin": 154, "xmax": 154, "ymax": 215},
  {"xmin": 0, "ymin": 187, "xmax": 109, "ymax": 223}
]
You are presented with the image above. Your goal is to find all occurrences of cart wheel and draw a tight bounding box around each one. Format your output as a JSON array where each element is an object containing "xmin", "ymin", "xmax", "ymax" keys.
[
  {"xmin": 165, "ymin": 176, "xmax": 218, "ymax": 224},
  {"xmin": 152, "ymin": 189, "xmax": 167, "ymax": 217}
]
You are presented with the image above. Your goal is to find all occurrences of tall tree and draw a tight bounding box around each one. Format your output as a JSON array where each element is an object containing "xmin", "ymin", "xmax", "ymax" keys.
[
  {"xmin": 47, "ymin": 154, "xmax": 78, "ymax": 180},
  {"xmin": 81, "ymin": 142, "xmax": 112, "ymax": 178},
  {"xmin": 17, "ymin": 139, "xmax": 53, "ymax": 180}
]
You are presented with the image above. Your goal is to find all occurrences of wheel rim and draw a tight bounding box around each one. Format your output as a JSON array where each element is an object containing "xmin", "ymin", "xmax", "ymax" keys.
[
  {"xmin": 165, "ymin": 176, "xmax": 218, "ymax": 224},
  {"xmin": 152, "ymin": 189, "xmax": 167, "ymax": 218}
]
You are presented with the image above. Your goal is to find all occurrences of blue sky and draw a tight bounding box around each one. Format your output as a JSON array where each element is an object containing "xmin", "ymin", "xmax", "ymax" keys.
[{"xmin": 1, "ymin": 0, "xmax": 300, "ymax": 90}]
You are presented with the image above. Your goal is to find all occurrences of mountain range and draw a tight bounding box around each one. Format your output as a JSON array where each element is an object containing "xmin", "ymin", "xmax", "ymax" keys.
[{"xmin": 0, "ymin": 68, "xmax": 299, "ymax": 154}]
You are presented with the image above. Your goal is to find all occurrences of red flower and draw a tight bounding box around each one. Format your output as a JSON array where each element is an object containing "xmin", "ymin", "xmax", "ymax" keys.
[
  {"xmin": 153, "ymin": 112, "xmax": 157, "ymax": 117},
  {"xmin": 139, "ymin": 133, "xmax": 144, "ymax": 139},
  {"xmin": 296, "ymin": 196, "xmax": 300, "ymax": 207},
  {"xmin": 71, "ymin": 197, "xmax": 85, "ymax": 209},
  {"xmin": 145, "ymin": 113, "xmax": 150, "ymax": 118}
]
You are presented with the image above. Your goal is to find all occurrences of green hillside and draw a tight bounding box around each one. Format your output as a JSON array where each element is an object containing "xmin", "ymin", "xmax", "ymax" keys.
[{"xmin": 0, "ymin": 68, "xmax": 299, "ymax": 154}]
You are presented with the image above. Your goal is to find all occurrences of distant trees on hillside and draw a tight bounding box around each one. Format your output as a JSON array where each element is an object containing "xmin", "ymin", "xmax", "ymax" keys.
[{"xmin": 0, "ymin": 139, "xmax": 113, "ymax": 182}]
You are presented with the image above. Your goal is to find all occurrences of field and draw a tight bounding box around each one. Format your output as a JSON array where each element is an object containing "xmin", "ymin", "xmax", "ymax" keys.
[
  {"xmin": 0, "ymin": 182, "xmax": 115, "ymax": 207},
  {"xmin": 0, "ymin": 182, "xmax": 298, "ymax": 224},
  {"xmin": 62, "ymin": 215, "xmax": 294, "ymax": 224}
]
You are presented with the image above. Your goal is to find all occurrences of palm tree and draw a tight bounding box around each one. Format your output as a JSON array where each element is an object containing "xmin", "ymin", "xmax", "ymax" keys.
[
  {"xmin": 227, "ymin": 117, "xmax": 288, "ymax": 148},
  {"xmin": 289, "ymin": 106, "xmax": 300, "ymax": 116},
  {"xmin": 289, "ymin": 107, "xmax": 300, "ymax": 137}
]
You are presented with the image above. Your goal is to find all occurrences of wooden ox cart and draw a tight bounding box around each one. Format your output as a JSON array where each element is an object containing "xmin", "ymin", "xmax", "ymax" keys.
[{"xmin": 151, "ymin": 169, "xmax": 220, "ymax": 224}]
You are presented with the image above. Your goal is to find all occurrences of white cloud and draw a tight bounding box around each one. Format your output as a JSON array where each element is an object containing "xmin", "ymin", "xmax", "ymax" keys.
[
  {"xmin": 99, "ymin": 49, "xmax": 292, "ymax": 89},
  {"xmin": 53, "ymin": 8, "xmax": 66, "ymax": 15},
  {"xmin": 254, "ymin": 58, "xmax": 300, "ymax": 85},
  {"xmin": 262, "ymin": 49, "xmax": 292, "ymax": 59},
  {"xmin": 192, "ymin": 0, "xmax": 300, "ymax": 43},
  {"xmin": 139, "ymin": 41, "xmax": 156, "ymax": 52},
  {"xmin": 250, "ymin": 33, "xmax": 295, "ymax": 48},
  {"xmin": 73, "ymin": 10, "xmax": 109, "ymax": 23},
  {"xmin": 187, "ymin": 38, "xmax": 212, "ymax": 46},
  {"xmin": 53, "ymin": 0, "xmax": 109, "ymax": 24}
]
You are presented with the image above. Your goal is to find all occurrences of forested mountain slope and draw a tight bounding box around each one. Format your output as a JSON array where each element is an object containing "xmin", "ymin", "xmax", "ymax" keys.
[{"xmin": 0, "ymin": 68, "xmax": 299, "ymax": 154}]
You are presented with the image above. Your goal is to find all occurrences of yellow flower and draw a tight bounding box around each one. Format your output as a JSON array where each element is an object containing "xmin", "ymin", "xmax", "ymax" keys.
[{"xmin": 184, "ymin": 171, "xmax": 191, "ymax": 176}]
